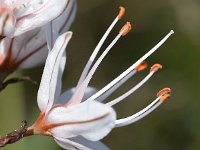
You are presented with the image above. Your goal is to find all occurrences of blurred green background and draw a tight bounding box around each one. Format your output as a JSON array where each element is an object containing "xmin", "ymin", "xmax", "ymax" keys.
[{"xmin": 0, "ymin": 0, "xmax": 200, "ymax": 149}]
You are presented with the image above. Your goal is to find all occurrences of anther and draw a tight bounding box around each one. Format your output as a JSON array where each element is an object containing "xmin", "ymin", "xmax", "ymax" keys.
[
  {"xmin": 119, "ymin": 22, "xmax": 132, "ymax": 36},
  {"xmin": 118, "ymin": 6, "xmax": 125, "ymax": 19},
  {"xmin": 160, "ymin": 94, "xmax": 171, "ymax": 101},
  {"xmin": 135, "ymin": 61, "xmax": 148, "ymax": 72},
  {"xmin": 150, "ymin": 64, "xmax": 162, "ymax": 72},
  {"xmin": 157, "ymin": 87, "xmax": 171, "ymax": 97}
]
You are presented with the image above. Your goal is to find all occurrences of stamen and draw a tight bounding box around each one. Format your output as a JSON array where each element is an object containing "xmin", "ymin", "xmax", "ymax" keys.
[
  {"xmin": 95, "ymin": 70, "xmax": 137, "ymax": 102},
  {"xmin": 120, "ymin": 30, "xmax": 174, "ymax": 78},
  {"xmin": 68, "ymin": 24, "xmax": 129, "ymax": 105},
  {"xmin": 115, "ymin": 97, "xmax": 161, "ymax": 127},
  {"xmin": 86, "ymin": 30, "xmax": 174, "ymax": 103},
  {"xmin": 86, "ymin": 62, "xmax": 147, "ymax": 102},
  {"xmin": 118, "ymin": 6, "xmax": 125, "ymax": 19},
  {"xmin": 115, "ymin": 88, "xmax": 172, "ymax": 127},
  {"xmin": 135, "ymin": 61, "xmax": 148, "ymax": 72},
  {"xmin": 150, "ymin": 64, "xmax": 162, "ymax": 72},
  {"xmin": 77, "ymin": 7, "xmax": 126, "ymax": 86},
  {"xmin": 119, "ymin": 22, "xmax": 132, "ymax": 36},
  {"xmin": 106, "ymin": 64, "xmax": 159, "ymax": 106}
]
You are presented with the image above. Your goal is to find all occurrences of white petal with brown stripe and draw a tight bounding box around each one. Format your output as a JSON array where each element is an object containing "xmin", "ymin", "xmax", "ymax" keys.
[{"xmin": 0, "ymin": 8, "xmax": 15, "ymax": 37}]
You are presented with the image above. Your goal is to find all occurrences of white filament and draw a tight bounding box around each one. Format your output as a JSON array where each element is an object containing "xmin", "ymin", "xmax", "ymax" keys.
[
  {"xmin": 77, "ymin": 17, "xmax": 119, "ymax": 86},
  {"xmin": 87, "ymin": 30, "xmax": 174, "ymax": 103},
  {"xmin": 128, "ymin": 100, "xmax": 162, "ymax": 125},
  {"xmin": 107, "ymin": 71, "xmax": 155, "ymax": 106},
  {"xmin": 115, "ymin": 97, "xmax": 162, "ymax": 127},
  {"xmin": 89, "ymin": 30, "xmax": 173, "ymax": 103},
  {"xmin": 68, "ymin": 33, "xmax": 122, "ymax": 105},
  {"xmin": 88, "ymin": 70, "xmax": 137, "ymax": 102}
]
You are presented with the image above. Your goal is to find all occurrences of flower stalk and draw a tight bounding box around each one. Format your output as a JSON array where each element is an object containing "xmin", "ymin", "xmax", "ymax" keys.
[
  {"xmin": 0, "ymin": 121, "xmax": 28, "ymax": 147},
  {"xmin": 0, "ymin": 0, "xmax": 77, "ymax": 91}
]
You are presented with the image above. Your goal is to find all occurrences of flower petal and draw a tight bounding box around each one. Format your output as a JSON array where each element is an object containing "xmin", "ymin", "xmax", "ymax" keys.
[
  {"xmin": 54, "ymin": 51, "xmax": 66, "ymax": 103},
  {"xmin": 3, "ymin": 0, "xmax": 31, "ymax": 8},
  {"xmin": 37, "ymin": 31, "xmax": 72, "ymax": 112},
  {"xmin": 70, "ymin": 136, "xmax": 110, "ymax": 150},
  {"xmin": 14, "ymin": 27, "xmax": 48, "ymax": 69},
  {"xmin": 56, "ymin": 87, "xmax": 98, "ymax": 105},
  {"xmin": 47, "ymin": 101, "xmax": 116, "ymax": 141},
  {"xmin": 13, "ymin": 0, "xmax": 70, "ymax": 36},
  {"xmin": 55, "ymin": 136, "xmax": 110, "ymax": 150},
  {"xmin": 0, "ymin": 8, "xmax": 15, "ymax": 37},
  {"xmin": 45, "ymin": 0, "xmax": 76, "ymax": 50},
  {"xmin": 54, "ymin": 137, "xmax": 91, "ymax": 150},
  {"xmin": 0, "ymin": 28, "xmax": 48, "ymax": 71}
]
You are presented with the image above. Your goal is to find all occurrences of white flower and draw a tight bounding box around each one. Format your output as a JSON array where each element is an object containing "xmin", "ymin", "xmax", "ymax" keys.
[
  {"xmin": 0, "ymin": 0, "xmax": 76, "ymax": 82},
  {"xmin": 0, "ymin": 27, "xmax": 47, "ymax": 81},
  {"xmin": 0, "ymin": 0, "xmax": 76, "ymax": 39},
  {"xmin": 26, "ymin": 7, "xmax": 174, "ymax": 150}
]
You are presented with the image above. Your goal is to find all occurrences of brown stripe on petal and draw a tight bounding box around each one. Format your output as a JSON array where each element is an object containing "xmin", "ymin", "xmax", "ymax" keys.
[
  {"xmin": 0, "ymin": 36, "xmax": 46, "ymax": 75},
  {"xmin": 42, "ymin": 112, "xmax": 110, "ymax": 131},
  {"xmin": 15, "ymin": 42, "xmax": 46, "ymax": 67},
  {"xmin": 0, "ymin": 35, "xmax": 5, "ymax": 40},
  {"xmin": 45, "ymin": 34, "xmax": 69, "ymax": 111},
  {"xmin": 58, "ymin": 0, "xmax": 73, "ymax": 33},
  {"xmin": 0, "ymin": 39, "xmax": 14, "ymax": 73},
  {"xmin": 13, "ymin": 30, "xmax": 41, "ymax": 62}
]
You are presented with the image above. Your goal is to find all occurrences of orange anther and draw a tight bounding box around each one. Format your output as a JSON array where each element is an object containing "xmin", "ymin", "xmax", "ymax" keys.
[
  {"xmin": 157, "ymin": 88, "xmax": 171, "ymax": 97},
  {"xmin": 135, "ymin": 61, "xmax": 148, "ymax": 72},
  {"xmin": 160, "ymin": 94, "xmax": 170, "ymax": 101},
  {"xmin": 118, "ymin": 6, "xmax": 125, "ymax": 19},
  {"xmin": 150, "ymin": 64, "xmax": 162, "ymax": 72},
  {"xmin": 119, "ymin": 22, "xmax": 132, "ymax": 36}
]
